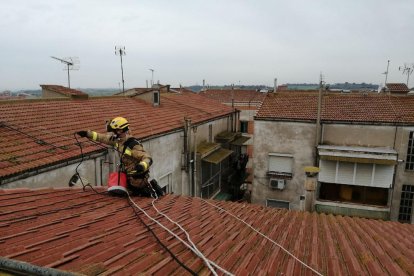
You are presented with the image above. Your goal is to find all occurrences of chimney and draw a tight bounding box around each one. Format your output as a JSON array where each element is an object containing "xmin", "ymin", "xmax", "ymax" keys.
[
  {"xmin": 202, "ymin": 79, "xmax": 205, "ymax": 91},
  {"xmin": 274, "ymin": 78, "xmax": 278, "ymax": 93}
]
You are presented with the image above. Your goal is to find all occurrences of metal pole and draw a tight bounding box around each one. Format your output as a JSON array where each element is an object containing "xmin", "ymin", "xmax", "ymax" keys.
[
  {"xmin": 120, "ymin": 51, "xmax": 125, "ymax": 93},
  {"xmin": 406, "ymin": 68, "xmax": 412, "ymax": 86},
  {"xmin": 67, "ymin": 64, "xmax": 71, "ymax": 88},
  {"xmin": 149, "ymin": 69, "xmax": 154, "ymax": 87},
  {"xmin": 385, "ymin": 60, "xmax": 390, "ymax": 85}
]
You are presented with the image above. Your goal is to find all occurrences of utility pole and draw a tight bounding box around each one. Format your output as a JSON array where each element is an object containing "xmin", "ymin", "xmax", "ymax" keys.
[
  {"xmin": 399, "ymin": 63, "xmax": 414, "ymax": 87},
  {"xmin": 115, "ymin": 46, "xmax": 126, "ymax": 94}
]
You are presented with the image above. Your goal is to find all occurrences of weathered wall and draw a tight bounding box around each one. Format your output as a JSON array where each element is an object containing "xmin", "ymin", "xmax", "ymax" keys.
[
  {"xmin": 252, "ymin": 120, "xmax": 316, "ymax": 210},
  {"xmin": 322, "ymin": 124, "xmax": 396, "ymax": 147},
  {"xmin": 42, "ymin": 89, "xmax": 67, "ymax": 98},
  {"xmin": 144, "ymin": 132, "xmax": 184, "ymax": 195},
  {"xmin": 253, "ymin": 120, "xmax": 414, "ymax": 222},
  {"xmin": 2, "ymin": 157, "xmax": 104, "ymax": 189}
]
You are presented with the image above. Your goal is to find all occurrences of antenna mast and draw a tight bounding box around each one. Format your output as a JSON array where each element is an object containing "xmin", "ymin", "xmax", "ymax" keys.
[
  {"xmin": 115, "ymin": 46, "xmax": 126, "ymax": 93},
  {"xmin": 383, "ymin": 60, "xmax": 390, "ymax": 85},
  {"xmin": 399, "ymin": 63, "xmax": 414, "ymax": 86},
  {"xmin": 50, "ymin": 56, "xmax": 79, "ymax": 88}
]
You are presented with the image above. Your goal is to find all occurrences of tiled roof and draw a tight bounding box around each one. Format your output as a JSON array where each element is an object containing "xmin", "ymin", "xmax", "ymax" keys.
[
  {"xmin": 40, "ymin": 85, "xmax": 88, "ymax": 97},
  {"xmin": 1, "ymin": 188, "xmax": 413, "ymax": 275},
  {"xmin": 0, "ymin": 93, "xmax": 234, "ymax": 179},
  {"xmin": 256, "ymin": 92, "xmax": 414, "ymax": 124},
  {"xmin": 386, "ymin": 83, "xmax": 410, "ymax": 93},
  {"xmin": 199, "ymin": 89, "xmax": 266, "ymax": 106}
]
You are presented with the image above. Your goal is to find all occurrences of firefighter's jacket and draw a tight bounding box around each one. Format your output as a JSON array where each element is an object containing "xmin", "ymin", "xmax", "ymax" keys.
[{"xmin": 86, "ymin": 131, "xmax": 152, "ymax": 188}]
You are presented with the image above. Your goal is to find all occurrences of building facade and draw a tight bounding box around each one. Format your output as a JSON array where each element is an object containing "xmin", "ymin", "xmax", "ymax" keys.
[
  {"xmin": 0, "ymin": 85, "xmax": 240, "ymax": 199},
  {"xmin": 253, "ymin": 92, "xmax": 414, "ymax": 223}
]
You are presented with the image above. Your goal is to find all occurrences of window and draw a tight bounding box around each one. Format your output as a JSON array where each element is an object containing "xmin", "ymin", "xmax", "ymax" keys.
[
  {"xmin": 201, "ymin": 161, "xmax": 221, "ymax": 199},
  {"xmin": 398, "ymin": 185, "xmax": 414, "ymax": 223},
  {"xmin": 319, "ymin": 160, "xmax": 394, "ymax": 188},
  {"xmin": 406, "ymin": 131, "xmax": 414, "ymax": 170},
  {"xmin": 266, "ymin": 199, "xmax": 290, "ymax": 209},
  {"xmin": 209, "ymin": 124, "xmax": 212, "ymax": 142},
  {"xmin": 240, "ymin": 121, "xmax": 248, "ymax": 133},
  {"xmin": 268, "ymin": 153, "xmax": 293, "ymax": 175},
  {"xmin": 153, "ymin": 91, "xmax": 160, "ymax": 106},
  {"xmin": 319, "ymin": 183, "xmax": 388, "ymax": 206},
  {"xmin": 159, "ymin": 173, "xmax": 172, "ymax": 193}
]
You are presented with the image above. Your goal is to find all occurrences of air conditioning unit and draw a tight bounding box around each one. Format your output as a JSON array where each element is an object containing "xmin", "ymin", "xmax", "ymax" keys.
[{"xmin": 269, "ymin": 178, "xmax": 285, "ymax": 190}]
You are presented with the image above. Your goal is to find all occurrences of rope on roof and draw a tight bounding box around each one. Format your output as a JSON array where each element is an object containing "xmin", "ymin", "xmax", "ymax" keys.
[
  {"xmin": 201, "ymin": 199, "xmax": 324, "ymax": 276},
  {"xmin": 128, "ymin": 188, "xmax": 234, "ymax": 276}
]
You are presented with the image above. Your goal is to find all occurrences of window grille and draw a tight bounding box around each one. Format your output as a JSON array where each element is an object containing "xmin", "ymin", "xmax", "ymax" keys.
[
  {"xmin": 406, "ymin": 131, "xmax": 414, "ymax": 170},
  {"xmin": 398, "ymin": 185, "xmax": 414, "ymax": 223}
]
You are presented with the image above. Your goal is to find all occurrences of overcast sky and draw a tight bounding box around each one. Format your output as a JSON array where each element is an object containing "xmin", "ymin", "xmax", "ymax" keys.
[{"xmin": 1, "ymin": 0, "xmax": 413, "ymax": 90}]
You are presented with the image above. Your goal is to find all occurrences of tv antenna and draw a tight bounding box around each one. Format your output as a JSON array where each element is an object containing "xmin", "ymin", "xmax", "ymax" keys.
[
  {"xmin": 399, "ymin": 63, "xmax": 414, "ymax": 86},
  {"xmin": 50, "ymin": 56, "xmax": 79, "ymax": 88},
  {"xmin": 115, "ymin": 46, "xmax": 126, "ymax": 93},
  {"xmin": 149, "ymin": 69, "xmax": 154, "ymax": 87},
  {"xmin": 382, "ymin": 60, "xmax": 390, "ymax": 85}
]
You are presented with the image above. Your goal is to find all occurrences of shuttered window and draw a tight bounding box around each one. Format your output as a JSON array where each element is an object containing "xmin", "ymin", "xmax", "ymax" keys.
[
  {"xmin": 319, "ymin": 160, "xmax": 393, "ymax": 188},
  {"xmin": 268, "ymin": 154, "xmax": 293, "ymax": 174}
]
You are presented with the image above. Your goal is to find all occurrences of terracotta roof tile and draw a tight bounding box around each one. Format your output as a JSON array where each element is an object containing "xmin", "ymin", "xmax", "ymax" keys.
[
  {"xmin": 256, "ymin": 92, "xmax": 414, "ymax": 124},
  {"xmin": 40, "ymin": 85, "xmax": 88, "ymax": 97},
  {"xmin": 0, "ymin": 93, "xmax": 233, "ymax": 179},
  {"xmin": 386, "ymin": 83, "xmax": 410, "ymax": 93},
  {"xmin": 1, "ymin": 188, "xmax": 413, "ymax": 275},
  {"xmin": 199, "ymin": 89, "xmax": 266, "ymax": 108}
]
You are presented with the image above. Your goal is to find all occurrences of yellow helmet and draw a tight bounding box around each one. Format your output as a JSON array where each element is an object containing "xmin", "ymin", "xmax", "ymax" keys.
[{"xmin": 107, "ymin": 117, "xmax": 129, "ymax": 132}]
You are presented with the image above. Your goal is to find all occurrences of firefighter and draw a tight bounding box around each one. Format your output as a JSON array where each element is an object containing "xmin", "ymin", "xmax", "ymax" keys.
[{"xmin": 76, "ymin": 116, "xmax": 163, "ymax": 197}]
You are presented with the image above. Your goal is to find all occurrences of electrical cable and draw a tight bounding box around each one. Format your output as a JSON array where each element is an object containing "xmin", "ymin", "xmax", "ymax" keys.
[
  {"xmin": 4, "ymin": 111, "xmax": 231, "ymax": 274},
  {"xmin": 72, "ymin": 133, "xmax": 199, "ymax": 275},
  {"xmin": 200, "ymin": 199, "xmax": 324, "ymax": 276},
  {"xmin": 127, "ymin": 191, "xmax": 234, "ymax": 276},
  {"xmin": 145, "ymin": 186, "xmax": 234, "ymax": 276},
  {"xmin": 0, "ymin": 123, "xmax": 82, "ymax": 162},
  {"xmin": 73, "ymin": 133, "xmax": 107, "ymax": 195},
  {"xmin": 126, "ymin": 197, "xmax": 198, "ymax": 276}
]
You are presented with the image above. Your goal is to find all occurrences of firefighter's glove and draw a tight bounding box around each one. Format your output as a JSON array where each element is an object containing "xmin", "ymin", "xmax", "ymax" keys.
[
  {"xmin": 135, "ymin": 161, "xmax": 148, "ymax": 174},
  {"xmin": 76, "ymin": 131, "xmax": 88, "ymax": 138}
]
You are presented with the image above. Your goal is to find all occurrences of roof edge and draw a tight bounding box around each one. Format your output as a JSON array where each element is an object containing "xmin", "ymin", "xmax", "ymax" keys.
[{"xmin": 0, "ymin": 257, "xmax": 78, "ymax": 276}]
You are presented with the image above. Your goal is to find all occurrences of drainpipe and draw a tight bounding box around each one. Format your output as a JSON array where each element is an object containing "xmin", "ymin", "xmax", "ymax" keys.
[
  {"xmin": 183, "ymin": 117, "xmax": 189, "ymax": 172},
  {"xmin": 193, "ymin": 127, "xmax": 198, "ymax": 197},
  {"xmin": 315, "ymin": 77, "xmax": 323, "ymax": 166}
]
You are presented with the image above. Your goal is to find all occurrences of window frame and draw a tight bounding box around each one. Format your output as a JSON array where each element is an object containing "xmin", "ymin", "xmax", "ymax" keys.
[
  {"xmin": 405, "ymin": 131, "xmax": 414, "ymax": 171},
  {"xmin": 240, "ymin": 121, "xmax": 248, "ymax": 133},
  {"xmin": 398, "ymin": 184, "xmax": 414, "ymax": 223}
]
